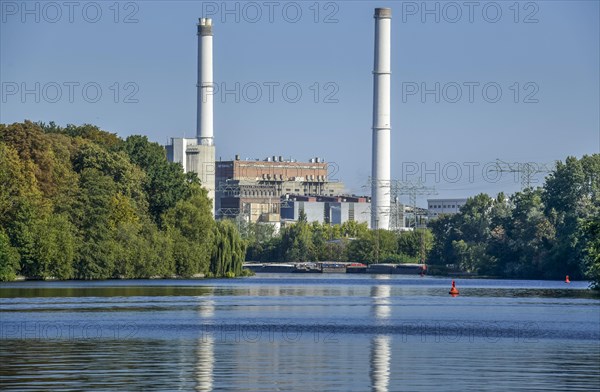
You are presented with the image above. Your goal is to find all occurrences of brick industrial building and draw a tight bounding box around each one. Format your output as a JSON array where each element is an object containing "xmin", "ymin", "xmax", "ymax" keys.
[{"xmin": 215, "ymin": 156, "xmax": 346, "ymax": 223}]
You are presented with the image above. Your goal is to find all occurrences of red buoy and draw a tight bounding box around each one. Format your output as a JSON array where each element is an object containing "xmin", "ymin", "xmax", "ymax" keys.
[
  {"xmin": 449, "ymin": 280, "xmax": 459, "ymax": 296},
  {"xmin": 565, "ymin": 275, "xmax": 570, "ymax": 283}
]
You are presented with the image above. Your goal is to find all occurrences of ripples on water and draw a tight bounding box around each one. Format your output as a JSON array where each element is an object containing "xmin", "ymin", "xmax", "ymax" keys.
[{"xmin": 1, "ymin": 275, "xmax": 599, "ymax": 391}]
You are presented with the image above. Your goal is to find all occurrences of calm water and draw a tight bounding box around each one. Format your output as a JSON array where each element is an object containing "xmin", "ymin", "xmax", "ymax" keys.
[{"xmin": 1, "ymin": 275, "xmax": 599, "ymax": 391}]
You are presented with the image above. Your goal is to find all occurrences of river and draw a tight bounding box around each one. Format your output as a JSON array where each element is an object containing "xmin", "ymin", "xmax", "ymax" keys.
[{"xmin": 1, "ymin": 275, "xmax": 599, "ymax": 391}]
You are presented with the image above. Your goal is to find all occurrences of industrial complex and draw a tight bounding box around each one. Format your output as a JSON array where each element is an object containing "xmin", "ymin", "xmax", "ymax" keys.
[{"xmin": 166, "ymin": 9, "xmax": 457, "ymax": 229}]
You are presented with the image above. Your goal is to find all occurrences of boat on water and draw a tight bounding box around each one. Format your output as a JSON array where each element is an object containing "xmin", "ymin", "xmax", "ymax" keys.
[
  {"xmin": 243, "ymin": 262, "xmax": 427, "ymax": 275},
  {"xmin": 292, "ymin": 262, "xmax": 321, "ymax": 273},
  {"xmin": 243, "ymin": 263, "xmax": 295, "ymax": 273},
  {"xmin": 367, "ymin": 263, "xmax": 427, "ymax": 275},
  {"xmin": 346, "ymin": 263, "xmax": 368, "ymax": 273},
  {"xmin": 320, "ymin": 262, "xmax": 347, "ymax": 273}
]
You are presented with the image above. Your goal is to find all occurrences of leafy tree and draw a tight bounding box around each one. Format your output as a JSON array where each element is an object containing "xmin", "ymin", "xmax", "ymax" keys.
[
  {"xmin": 124, "ymin": 135, "xmax": 195, "ymax": 224},
  {"xmin": 0, "ymin": 143, "xmax": 46, "ymax": 233},
  {"xmin": 31, "ymin": 214, "xmax": 76, "ymax": 279},
  {"xmin": 280, "ymin": 219, "xmax": 316, "ymax": 262},
  {"xmin": 0, "ymin": 121, "xmax": 56, "ymax": 196},
  {"xmin": 346, "ymin": 233, "xmax": 374, "ymax": 264},
  {"xmin": 340, "ymin": 221, "xmax": 369, "ymax": 238},
  {"xmin": 397, "ymin": 229, "xmax": 433, "ymax": 261},
  {"xmin": 0, "ymin": 230, "xmax": 20, "ymax": 281},
  {"xmin": 163, "ymin": 184, "xmax": 214, "ymax": 276},
  {"xmin": 211, "ymin": 220, "xmax": 246, "ymax": 277},
  {"xmin": 40, "ymin": 122, "xmax": 123, "ymax": 150},
  {"xmin": 580, "ymin": 217, "xmax": 600, "ymax": 289},
  {"xmin": 72, "ymin": 169, "xmax": 118, "ymax": 279}
]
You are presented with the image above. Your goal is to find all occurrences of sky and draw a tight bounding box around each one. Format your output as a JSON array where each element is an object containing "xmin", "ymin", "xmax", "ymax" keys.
[{"xmin": 1, "ymin": 0, "xmax": 599, "ymax": 206}]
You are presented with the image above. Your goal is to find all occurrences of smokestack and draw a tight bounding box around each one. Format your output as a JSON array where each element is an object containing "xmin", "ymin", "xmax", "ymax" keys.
[
  {"xmin": 371, "ymin": 8, "xmax": 391, "ymax": 230},
  {"xmin": 197, "ymin": 18, "xmax": 214, "ymax": 145}
]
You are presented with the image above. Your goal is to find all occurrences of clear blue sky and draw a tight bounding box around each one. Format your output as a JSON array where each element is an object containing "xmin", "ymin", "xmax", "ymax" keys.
[{"xmin": 2, "ymin": 0, "xmax": 599, "ymax": 205}]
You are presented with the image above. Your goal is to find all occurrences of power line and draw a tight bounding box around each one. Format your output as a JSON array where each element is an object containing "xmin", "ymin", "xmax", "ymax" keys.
[
  {"xmin": 363, "ymin": 178, "xmax": 437, "ymax": 230},
  {"xmin": 490, "ymin": 159, "xmax": 557, "ymax": 190}
]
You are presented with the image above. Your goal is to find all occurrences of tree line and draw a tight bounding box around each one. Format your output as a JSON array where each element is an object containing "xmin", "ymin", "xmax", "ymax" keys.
[
  {"xmin": 427, "ymin": 155, "xmax": 599, "ymax": 288},
  {"xmin": 1, "ymin": 121, "xmax": 597, "ymax": 288},
  {"xmin": 244, "ymin": 216, "xmax": 433, "ymax": 264},
  {"xmin": 242, "ymin": 156, "xmax": 599, "ymax": 288},
  {"xmin": 0, "ymin": 121, "xmax": 245, "ymax": 281}
]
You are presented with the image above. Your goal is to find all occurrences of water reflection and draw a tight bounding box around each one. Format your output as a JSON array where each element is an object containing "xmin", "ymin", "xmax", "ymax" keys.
[
  {"xmin": 370, "ymin": 278, "xmax": 392, "ymax": 391},
  {"xmin": 1, "ymin": 277, "xmax": 598, "ymax": 391},
  {"xmin": 195, "ymin": 336, "xmax": 214, "ymax": 391},
  {"xmin": 370, "ymin": 335, "xmax": 391, "ymax": 392},
  {"xmin": 195, "ymin": 297, "xmax": 215, "ymax": 391},
  {"xmin": 198, "ymin": 297, "xmax": 215, "ymax": 318},
  {"xmin": 371, "ymin": 276, "xmax": 392, "ymax": 320}
]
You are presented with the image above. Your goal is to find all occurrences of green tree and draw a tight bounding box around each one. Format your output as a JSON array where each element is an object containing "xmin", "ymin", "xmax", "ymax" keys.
[
  {"xmin": 0, "ymin": 230, "xmax": 20, "ymax": 281},
  {"xmin": 542, "ymin": 155, "xmax": 599, "ymax": 279},
  {"xmin": 346, "ymin": 229, "xmax": 376, "ymax": 264},
  {"xmin": 72, "ymin": 169, "xmax": 118, "ymax": 279},
  {"xmin": 124, "ymin": 135, "xmax": 196, "ymax": 224},
  {"xmin": 163, "ymin": 184, "xmax": 214, "ymax": 276},
  {"xmin": 31, "ymin": 214, "xmax": 76, "ymax": 279},
  {"xmin": 397, "ymin": 229, "xmax": 433, "ymax": 261},
  {"xmin": 280, "ymin": 219, "xmax": 315, "ymax": 262},
  {"xmin": 211, "ymin": 220, "xmax": 246, "ymax": 277},
  {"xmin": 580, "ymin": 217, "xmax": 600, "ymax": 289}
]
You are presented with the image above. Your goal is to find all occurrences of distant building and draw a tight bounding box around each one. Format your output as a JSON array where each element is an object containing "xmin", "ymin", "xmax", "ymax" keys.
[
  {"xmin": 166, "ymin": 138, "xmax": 215, "ymax": 214},
  {"xmin": 281, "ymin": 195, "xmax": 370, "ymax": 225},
  {"xmin": 215, "ymin": 156, "xmax": 345, "ymax": 222},
  {"xmin": 427, "ymin": 198, "xmax": 468, "ymax": 219},
  {"xmin": 218, "ymin": 179, "xmax": 280, "ymax": 223}
]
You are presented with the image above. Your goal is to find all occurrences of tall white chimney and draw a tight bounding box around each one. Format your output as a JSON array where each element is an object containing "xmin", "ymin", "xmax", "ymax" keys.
[
  {"xmin": 197, "ymin": 18, "xmax": 214, "ymax": 145},
  {"xmin": 371, "ymin": 8, "xmax": 392, "ymax": 230},
  {"xmin": 194, "ymin": 17, "xmax": 216, "ymax": 216}
]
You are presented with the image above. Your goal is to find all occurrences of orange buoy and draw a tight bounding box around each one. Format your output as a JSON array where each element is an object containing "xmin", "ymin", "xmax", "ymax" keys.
[
  {"xmin": 449, "ymin": 280, "xmax": 459, "ymax": 296},
  {"xmin": 565, "ymin": 275, "xmax": 570, "ymax": 283}
]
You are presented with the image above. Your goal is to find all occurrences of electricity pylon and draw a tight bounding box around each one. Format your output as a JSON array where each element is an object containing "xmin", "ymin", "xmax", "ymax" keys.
[
  {"xmin": 491, "ymin": 159, "xmax": 556, "ymax": 190},
  {"xmin": 364, "ymin": 178, "xmax": 437, "ymax": 230}
]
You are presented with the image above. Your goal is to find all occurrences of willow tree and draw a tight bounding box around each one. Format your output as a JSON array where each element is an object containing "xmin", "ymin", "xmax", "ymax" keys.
[{"xmin": 210, "ymin": 220, "xmax": 246, "ymax": 277}]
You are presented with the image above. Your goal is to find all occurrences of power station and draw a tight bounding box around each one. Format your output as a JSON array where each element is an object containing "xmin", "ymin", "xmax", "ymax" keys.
[{"xmin": 167, "ymin": 10, "xmax": 398, "ymax": 230}]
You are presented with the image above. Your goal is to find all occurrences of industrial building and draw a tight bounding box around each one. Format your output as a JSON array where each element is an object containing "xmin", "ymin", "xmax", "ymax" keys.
[
  {"xmin": 215, "ymin": 156, "xmax": 345, "ymax": 222},
  {"xmin": 427, "ymin": 198, "xmax": 468, "ymax": 218},
  {"xmin": 280, "ymin": 195, "xmax": 370, "ymax": 225}
]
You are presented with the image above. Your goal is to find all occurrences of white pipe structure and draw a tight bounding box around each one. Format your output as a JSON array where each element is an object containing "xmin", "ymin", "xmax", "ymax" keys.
[
  {"xmin": 371, "ymin": 8, "xmax": 392, "ymax": 230},
  {"xmin": 197, "ymin": 18, "xmax": 214, "ymax": 145}
]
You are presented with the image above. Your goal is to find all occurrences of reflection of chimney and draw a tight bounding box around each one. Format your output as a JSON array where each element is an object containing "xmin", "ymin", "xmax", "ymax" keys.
[
  {"xmin": 370, "ymin": 335, "xmax": 391, "ymax": 392},
  {"xmin": 195, "ymin": 298, "xmax": 215, "ymax": 391},
  {"xmin": 371, "ymin": 8, "xmax": 392, "ymax": 230},
  {"xmin": 197, "ymin": 18, "xmax": 214, "ymax": 145},
  {"xmin": 371, "ymin": 280, "xmax": 391, "ymax": 320}
]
